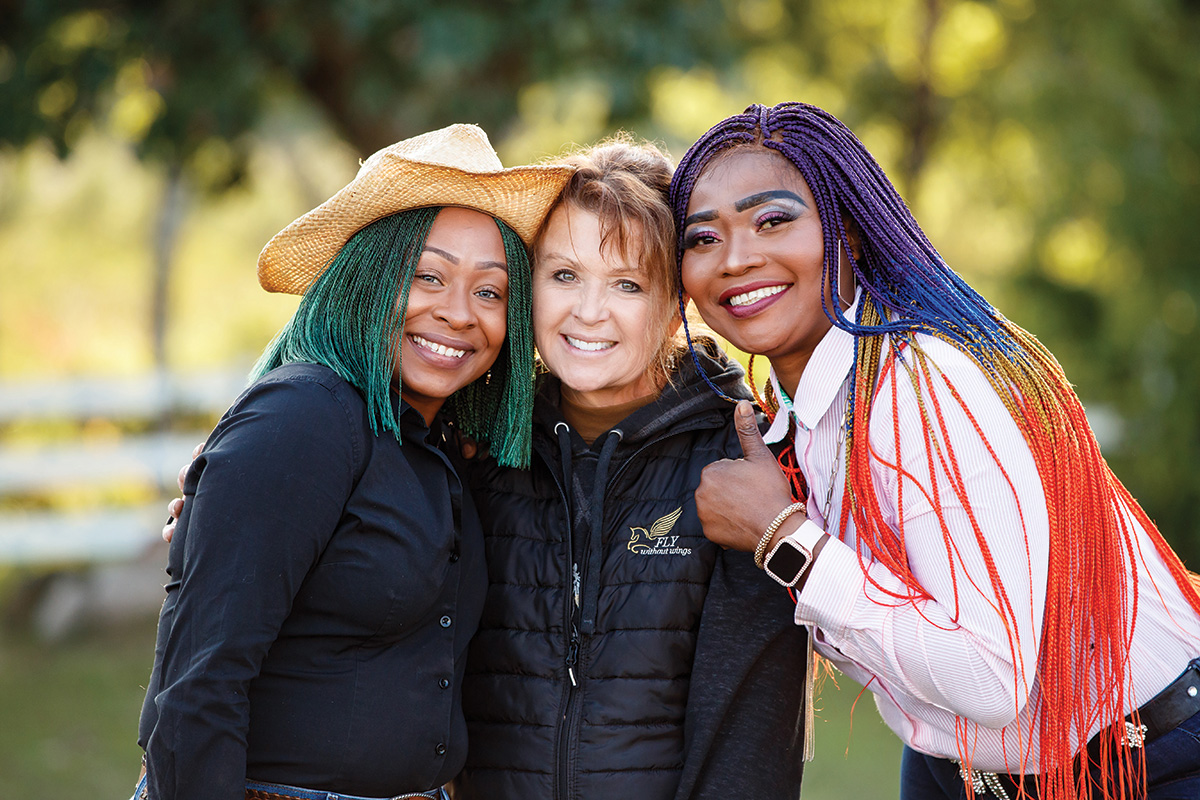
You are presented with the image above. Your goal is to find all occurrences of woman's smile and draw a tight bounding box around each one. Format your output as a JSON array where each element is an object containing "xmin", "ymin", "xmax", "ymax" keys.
[
  {"xmin": 408, "ymin": 332, "xmax": 471, "ymax": 361},
  {"xmin": 720, "ymin": 281, "xmax": 792, "ymax": 317},
  {"xmin": 563, "ymin": 335, "xmax": 616, "ymax": 352}
]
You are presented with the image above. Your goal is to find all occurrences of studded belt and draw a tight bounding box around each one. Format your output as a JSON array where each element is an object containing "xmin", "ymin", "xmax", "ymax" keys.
[{"xmin": 958, "ymin": 657, "xmax": 1200, "ymax": 800}]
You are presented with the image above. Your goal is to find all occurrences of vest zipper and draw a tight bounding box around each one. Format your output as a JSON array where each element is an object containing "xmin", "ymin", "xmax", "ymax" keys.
[
  {"xmin": 547, "ymin": 418, "xmax": 715, "ymax": 798},
  {"xmin": 546, "ymin": 423, "xmax": 583, "ymax": 799}
]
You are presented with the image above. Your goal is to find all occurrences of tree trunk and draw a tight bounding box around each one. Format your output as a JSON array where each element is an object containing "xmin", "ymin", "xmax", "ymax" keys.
[
  {"xmin": 150, "ymin": 161, "xmax": 188, "ymax": 424},
  {"xmin": 901, "ymin": 0, "xmax": 941, "ymax": 202}
]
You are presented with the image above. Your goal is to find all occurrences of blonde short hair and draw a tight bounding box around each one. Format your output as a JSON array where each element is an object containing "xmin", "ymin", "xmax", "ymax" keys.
[{"xmin": 535, "ymin": 134, "xmax": 688, "ymax": 386}]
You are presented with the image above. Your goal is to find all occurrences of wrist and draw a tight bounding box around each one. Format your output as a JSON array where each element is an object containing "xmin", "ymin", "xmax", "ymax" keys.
[
  {"xmin": 791, "ymin": 533, "xmax": 829, "ymax": 593},
  {"xmin": 766, "ymin": 513, "xmax": 807, "ymax": 555},
  {"xmin": 761, "ymin": 519, "xmax": 824, "ymax": 588},
  {"xmin": 753, "ymin": 502, "xmax": 806, "ymax": 569}
]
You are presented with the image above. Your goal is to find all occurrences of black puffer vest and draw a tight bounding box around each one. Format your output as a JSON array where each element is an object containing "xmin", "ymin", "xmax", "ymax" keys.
[{"xmin": 454, "ymin": 346, "xmax": 754, "ymax": 800}]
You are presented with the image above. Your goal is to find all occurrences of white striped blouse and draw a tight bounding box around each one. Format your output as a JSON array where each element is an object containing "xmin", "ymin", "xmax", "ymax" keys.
[{"xmin": 764, "ymin": 312, "xmax": 1200, "ymax": 773}]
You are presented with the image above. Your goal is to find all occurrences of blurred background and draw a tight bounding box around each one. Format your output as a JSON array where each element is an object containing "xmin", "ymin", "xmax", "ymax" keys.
[{"xmin": 1, "ymin": 0, "xmax": 1198, "ymax": 796}]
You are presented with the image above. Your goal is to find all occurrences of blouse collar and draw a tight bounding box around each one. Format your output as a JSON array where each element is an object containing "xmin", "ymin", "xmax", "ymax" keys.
[{"xmin": 763, "ymin": 290, "xmax": 860, "ymax": 444}]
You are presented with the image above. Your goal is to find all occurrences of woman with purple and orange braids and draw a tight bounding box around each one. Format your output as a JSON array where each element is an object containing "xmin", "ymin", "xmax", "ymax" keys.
[{"xmin": 671, "ymin": 101, "xmax": 1200, "ymax": 799}]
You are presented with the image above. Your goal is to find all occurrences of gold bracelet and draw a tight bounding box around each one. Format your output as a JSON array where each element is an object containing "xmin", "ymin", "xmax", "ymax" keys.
[{"xmin": 754, "ymin": 502, "xmax": 806, "ymax": 569}]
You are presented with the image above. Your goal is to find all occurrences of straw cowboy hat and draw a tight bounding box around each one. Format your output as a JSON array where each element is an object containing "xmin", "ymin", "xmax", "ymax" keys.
[{"xmin": 258, "ymin": 123, "xmax": 574, "ymax": 295}]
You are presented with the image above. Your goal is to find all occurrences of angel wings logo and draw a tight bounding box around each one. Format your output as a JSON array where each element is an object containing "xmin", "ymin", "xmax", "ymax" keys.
[{"xmin": 626, "ymin": 507, "xmax": 692, "ymax": 556}]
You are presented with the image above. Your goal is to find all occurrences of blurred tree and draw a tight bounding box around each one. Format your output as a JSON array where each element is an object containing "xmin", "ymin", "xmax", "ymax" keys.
[
  {"xmin": 0, "ymin": 0, "xmax": 746, "ymax": 188},
  {"xmin": 0, "ymin": 0, "xmax": 744, "ymax": 375},
  {"xmin": 638, "ymin": 0, "xmax": 1200, "ymax": 560},
  {"xmin": 2, "ymin": 0, "xmax": 1197, "ymax": 557}
]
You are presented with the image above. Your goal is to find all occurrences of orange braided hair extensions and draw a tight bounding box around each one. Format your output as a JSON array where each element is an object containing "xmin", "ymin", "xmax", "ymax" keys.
[
  {"xmin": 672, "ymin": 102, "xmax": 1200, "ymax": 800},
  {"xmin": 844, "ymin": 301, "xmax": 1200, "ymax": 799}
]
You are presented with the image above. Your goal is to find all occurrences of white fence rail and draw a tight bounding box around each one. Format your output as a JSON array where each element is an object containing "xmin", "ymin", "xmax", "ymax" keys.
[
  {"xmin": 0, "ymin": 368, "xmax": 246, "ymax": 565},
  {"xmin": 0, "ymin": 369, "xmax": 247, "ymax": 423}
]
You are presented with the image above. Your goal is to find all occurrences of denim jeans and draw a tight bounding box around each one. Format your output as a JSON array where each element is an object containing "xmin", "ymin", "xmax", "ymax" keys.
[
  {"xmin": 899, "ymin": 707, "xmax": 1200, "ymax": 799},
  {"xmin": 131, "ymin": 773, "xmax": 450, "ymax": 800}
]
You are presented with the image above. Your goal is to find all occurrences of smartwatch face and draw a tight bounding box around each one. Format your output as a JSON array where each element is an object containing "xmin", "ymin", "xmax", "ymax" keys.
[{"xmin": 768, "ymin": 541, "xmax": 809, "ymax": 584}]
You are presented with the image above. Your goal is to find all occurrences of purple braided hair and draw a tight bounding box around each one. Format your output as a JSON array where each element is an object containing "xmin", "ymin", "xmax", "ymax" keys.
[
  {"xmin": 669, "ymin": 104, "xmax": 1200, "ymax": 800},
  {"xmin": 670, "ymin": 102, "xmax": 1015, "ymax": 400}
]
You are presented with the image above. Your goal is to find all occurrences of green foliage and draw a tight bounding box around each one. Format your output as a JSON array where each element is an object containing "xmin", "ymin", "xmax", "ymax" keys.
[
  {"xmin": 1, "ymin": 2, "xmax": 1197, "ymax": 553},
  {"xmin": 0, "ymin": 0, "xmax": 743, "ymax": 191},
  {"xmin": 0, "ymin": 617, "xmax": 154, "ymax": 795}
]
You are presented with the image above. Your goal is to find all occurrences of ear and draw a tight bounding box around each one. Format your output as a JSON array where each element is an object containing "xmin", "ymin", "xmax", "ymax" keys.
[
  {"xmin": 664, "ymin": 294, "xmax": 689, "ymax": 338},
  {"xmin": 836, "ymin": 220, "xmax": 860, "ymax": 310},
  {"xmin": 842, "ymin": 218, "xmax": 863, "ymax": 260}
]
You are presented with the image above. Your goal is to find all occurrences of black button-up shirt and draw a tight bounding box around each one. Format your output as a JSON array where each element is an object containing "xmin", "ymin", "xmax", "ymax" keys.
[{"xmin": 137, "ymin": 363, "xmax": 486, "ymax": 800}]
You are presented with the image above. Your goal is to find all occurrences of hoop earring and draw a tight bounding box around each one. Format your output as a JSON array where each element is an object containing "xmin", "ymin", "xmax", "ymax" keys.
[{"xmin": 837, "ymin": 239, "xmax": 857, "ymax": 310}]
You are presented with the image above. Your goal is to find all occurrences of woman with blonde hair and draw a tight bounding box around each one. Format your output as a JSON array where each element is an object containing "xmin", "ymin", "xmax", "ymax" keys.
[{"xmin": 453, "ymin": 136, "xmax": 807, "ymax": 800}]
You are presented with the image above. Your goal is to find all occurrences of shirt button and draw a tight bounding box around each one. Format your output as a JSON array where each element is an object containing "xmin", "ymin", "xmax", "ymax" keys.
[
  {"xmin": 435, "ymin": 743, "xmax": 447, "ymax": 756},
  {"xmin": 439, "ymin": 678, "xmax": 450, "ymax": 689},
  {"xmin": 449, "ymin": 551, "xmax": 460, "ymax": 563},
  {"xmin": 440, "ymin": 615, "xmax": 452, "ymax": 628}
]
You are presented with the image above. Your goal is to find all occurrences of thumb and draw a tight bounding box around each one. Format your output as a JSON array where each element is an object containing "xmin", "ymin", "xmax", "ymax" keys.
[{"xmin": 733, "ymin": 400, "xmax": 771, "ymax": 461}]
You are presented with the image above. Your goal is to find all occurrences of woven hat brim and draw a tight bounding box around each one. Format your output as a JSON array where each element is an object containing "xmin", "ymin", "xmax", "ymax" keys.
[{"xmin": 258, "ymin": 159, "xmax": 574, "ymax": 295}]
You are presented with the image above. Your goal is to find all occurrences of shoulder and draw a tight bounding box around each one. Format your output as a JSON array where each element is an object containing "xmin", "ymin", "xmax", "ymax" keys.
[
  {"xmin": 878, "ymin": 332, "xmax": 1006, "ymax": 410},
  {"xmin": 907, "ymin": 333, "xmax": 984, "ymax": 372},
  {"xmin": 656, "ymin": 409, "xmax": 745, "ymax": 474},
  {"xmin": 211, "ymin": 363, "xmax": 368, "ymax": 470},
  {"xmin": 232, "ymin": 363, "xmax": 366, "ymax": 428},
  {"xmin": 869, "ymin": 332, "xmax": 1037, "ymax": 475},
  {"xmin": 249, "ymin": 362, "xmax": 363, "ymax": 406}
]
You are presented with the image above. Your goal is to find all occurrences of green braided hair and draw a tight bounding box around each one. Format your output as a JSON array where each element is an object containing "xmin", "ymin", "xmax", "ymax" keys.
[{"xmin": 250, "ymin": 206, "xmax": 535, "ymax": 468}]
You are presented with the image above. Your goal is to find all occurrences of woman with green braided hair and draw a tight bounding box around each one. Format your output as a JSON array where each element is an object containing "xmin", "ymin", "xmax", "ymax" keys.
[
  {"xmin": 674, "ymin": 102, "xmax": 1200, "ymax": 799},
  {"xmin": 132, "ymin": 125, "xmax": 571, "ymax": 800}
]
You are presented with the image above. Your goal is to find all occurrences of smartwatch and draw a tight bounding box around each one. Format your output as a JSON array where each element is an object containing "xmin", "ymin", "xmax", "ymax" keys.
[{"xmin": 763, "ymin": 535, "xmax": 813, "ymax": 588}]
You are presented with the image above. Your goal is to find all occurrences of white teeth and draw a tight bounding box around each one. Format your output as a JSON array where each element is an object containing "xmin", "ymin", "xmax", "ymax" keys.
[
  {"xmin": 728, "ymin": 285, "xmax": 787, "ymax": 307},
  {"xmin": 565, "ymin": 336, "xmax": 615, "ymax": 352},
  {"xmin": 412, "ymin": 335, "xmax": 466, "ymax": 358}
]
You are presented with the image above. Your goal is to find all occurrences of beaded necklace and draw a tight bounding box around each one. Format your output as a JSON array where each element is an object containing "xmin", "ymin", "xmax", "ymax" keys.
[{"xmin": 750, "ymin": 357, "xmax": 849, "ymax": 528}]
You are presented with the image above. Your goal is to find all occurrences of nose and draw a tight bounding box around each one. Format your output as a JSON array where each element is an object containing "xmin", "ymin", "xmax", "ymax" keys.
[
  {"xmin": 721, "ymin": 229, "xmax": 766, "ymax": 277},
  {"xmin": 572, "ymin": 283, "xmax": 610, "ymax": 325},
  {"xmin": 433, "ymin": 285, "xmax": 476, "ymax": 330}
]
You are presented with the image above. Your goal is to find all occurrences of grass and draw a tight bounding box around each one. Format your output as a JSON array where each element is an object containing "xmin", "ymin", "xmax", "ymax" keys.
[
  {"xmin": 0, "ymin": 616, "xmax": 156, "ymax": 798},
  {"xmin": 802, "ymin": 672, "xmax": 903, "ymax": 798},
  {"xmin": 0, "ymin": 615, "xmax": 900, "ymax": 798}
]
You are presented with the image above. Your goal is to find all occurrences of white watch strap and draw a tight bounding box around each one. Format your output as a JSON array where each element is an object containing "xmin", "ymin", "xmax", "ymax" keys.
[{"xmin": 783, "ymin": 519, "xmax": 826, "ymax": 553}]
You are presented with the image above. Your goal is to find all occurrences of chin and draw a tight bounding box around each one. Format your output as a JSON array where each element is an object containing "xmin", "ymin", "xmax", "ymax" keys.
[
  {"xmin": 702, "ymin": 322, "xmax": 762, "ymax": 357},
  {"xmin": 559, "ymin": 373, "xmax": 609, "ymax": 394}
]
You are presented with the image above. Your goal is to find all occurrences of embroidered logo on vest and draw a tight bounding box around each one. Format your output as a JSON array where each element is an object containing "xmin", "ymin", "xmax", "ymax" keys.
[{"xmin": 627, "ymin": 506, "xmax": 691, "ymax": 556}]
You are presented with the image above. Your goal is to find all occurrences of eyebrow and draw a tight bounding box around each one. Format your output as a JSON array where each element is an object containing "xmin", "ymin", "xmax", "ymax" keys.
[
  {"xmin": 424, "ymin": 245, "xmax": 507, "ymax": 273},
  {"xmin": 537, "ymin": 251, "xmax": 645, "ymax": 276},
  {"xmin": 683, "ymin": 190, "xmax": 808, "ymax": 228},
  {"xmin": 735, "ymin": 190, "xmax": 807, "ymax": 211},
  {"xmin": 682, "ymin": 210, "xmax": 717, "ymax": 228}
]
